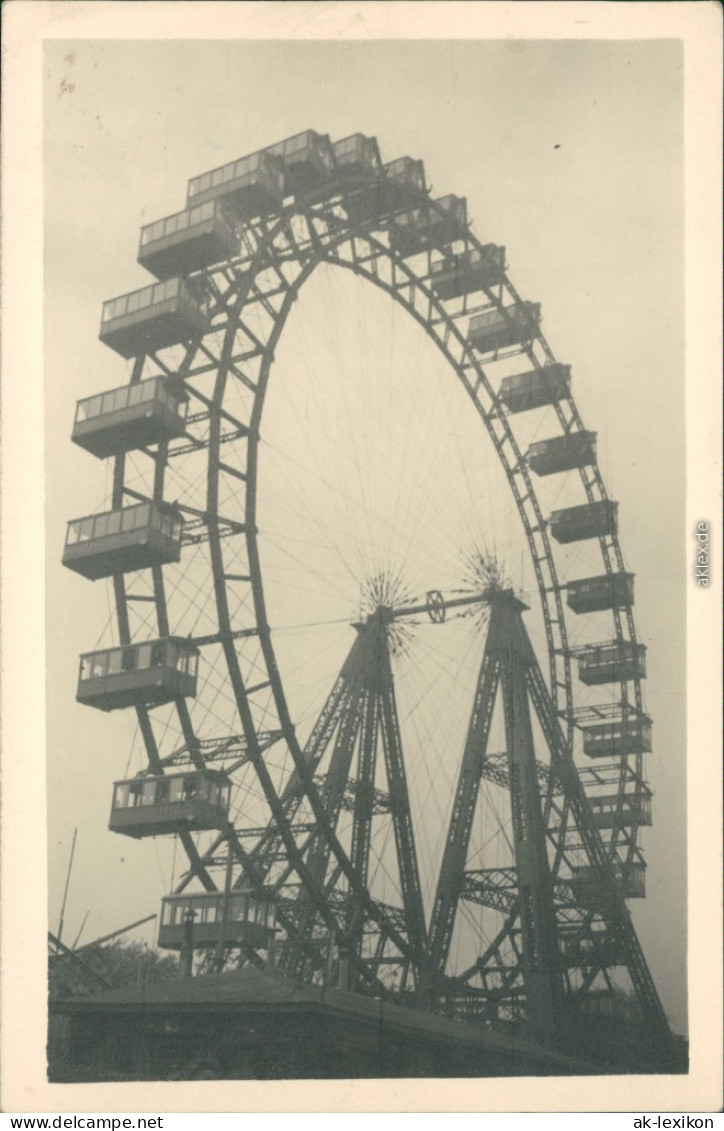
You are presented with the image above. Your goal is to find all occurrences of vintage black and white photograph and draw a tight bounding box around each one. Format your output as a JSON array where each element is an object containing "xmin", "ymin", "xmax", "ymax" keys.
[{"xmin": 1, "ymin": 0, "xmax": 721, "ymax": 1115}]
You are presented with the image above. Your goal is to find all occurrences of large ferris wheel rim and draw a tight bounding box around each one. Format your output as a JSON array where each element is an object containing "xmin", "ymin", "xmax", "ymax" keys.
[
  {"xmin": 106, "ymin": 136, "xmax": 648, "ymax": 964},
  {"xmin": 213, "ymin": 188, "xmax": 643, "ymax": 849}
]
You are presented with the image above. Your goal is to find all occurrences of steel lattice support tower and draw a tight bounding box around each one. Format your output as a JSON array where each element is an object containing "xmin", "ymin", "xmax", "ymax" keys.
[
  {"xmin": 426, "ymin": 588, "xmax": 673, "ymax": 1058},
  {"xmin": 498, "ymin": 597, "xmax": 566, "ymax": 1044},
  {"xmin": 258, "ymin": 610, "xmax": 428, "ymax": 992}
]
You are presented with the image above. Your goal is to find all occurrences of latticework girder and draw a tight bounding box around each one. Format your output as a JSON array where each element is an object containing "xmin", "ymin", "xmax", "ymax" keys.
[{"xmin": 424, "ymin": 587, "xmax": 672, "ymax": 1055}]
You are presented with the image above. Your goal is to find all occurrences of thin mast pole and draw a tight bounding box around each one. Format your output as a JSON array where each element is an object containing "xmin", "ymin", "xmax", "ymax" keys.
[
  {"xmin": 71, "ymin": 910, "xmax": 89, "ymax": 951},
  {"xmin": 57, "ymin": 827, "xmax": 77, "ymax": 944}
]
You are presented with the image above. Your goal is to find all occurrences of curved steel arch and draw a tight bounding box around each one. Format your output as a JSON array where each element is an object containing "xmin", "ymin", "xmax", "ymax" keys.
[{"xmin": 103, "ymin": 136, "xmax": 650, "ymax": 997}]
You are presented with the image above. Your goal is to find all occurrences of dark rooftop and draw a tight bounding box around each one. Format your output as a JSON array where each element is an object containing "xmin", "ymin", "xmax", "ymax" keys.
[{"xmin": 51, "ymin": 966, "xmax": 595, "ymax": 1073}]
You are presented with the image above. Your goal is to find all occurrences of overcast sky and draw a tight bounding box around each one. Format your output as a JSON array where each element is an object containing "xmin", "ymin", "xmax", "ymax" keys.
[{"xmin": 37, "ymin": 28, "xmax": 693, "ymax": 1036}]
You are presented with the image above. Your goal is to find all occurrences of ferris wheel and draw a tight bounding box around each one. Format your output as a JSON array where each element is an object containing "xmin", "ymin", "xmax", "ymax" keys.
[{"xmin": 64, "ymin": 130, "xmax": 668, "ymax": 1050}]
